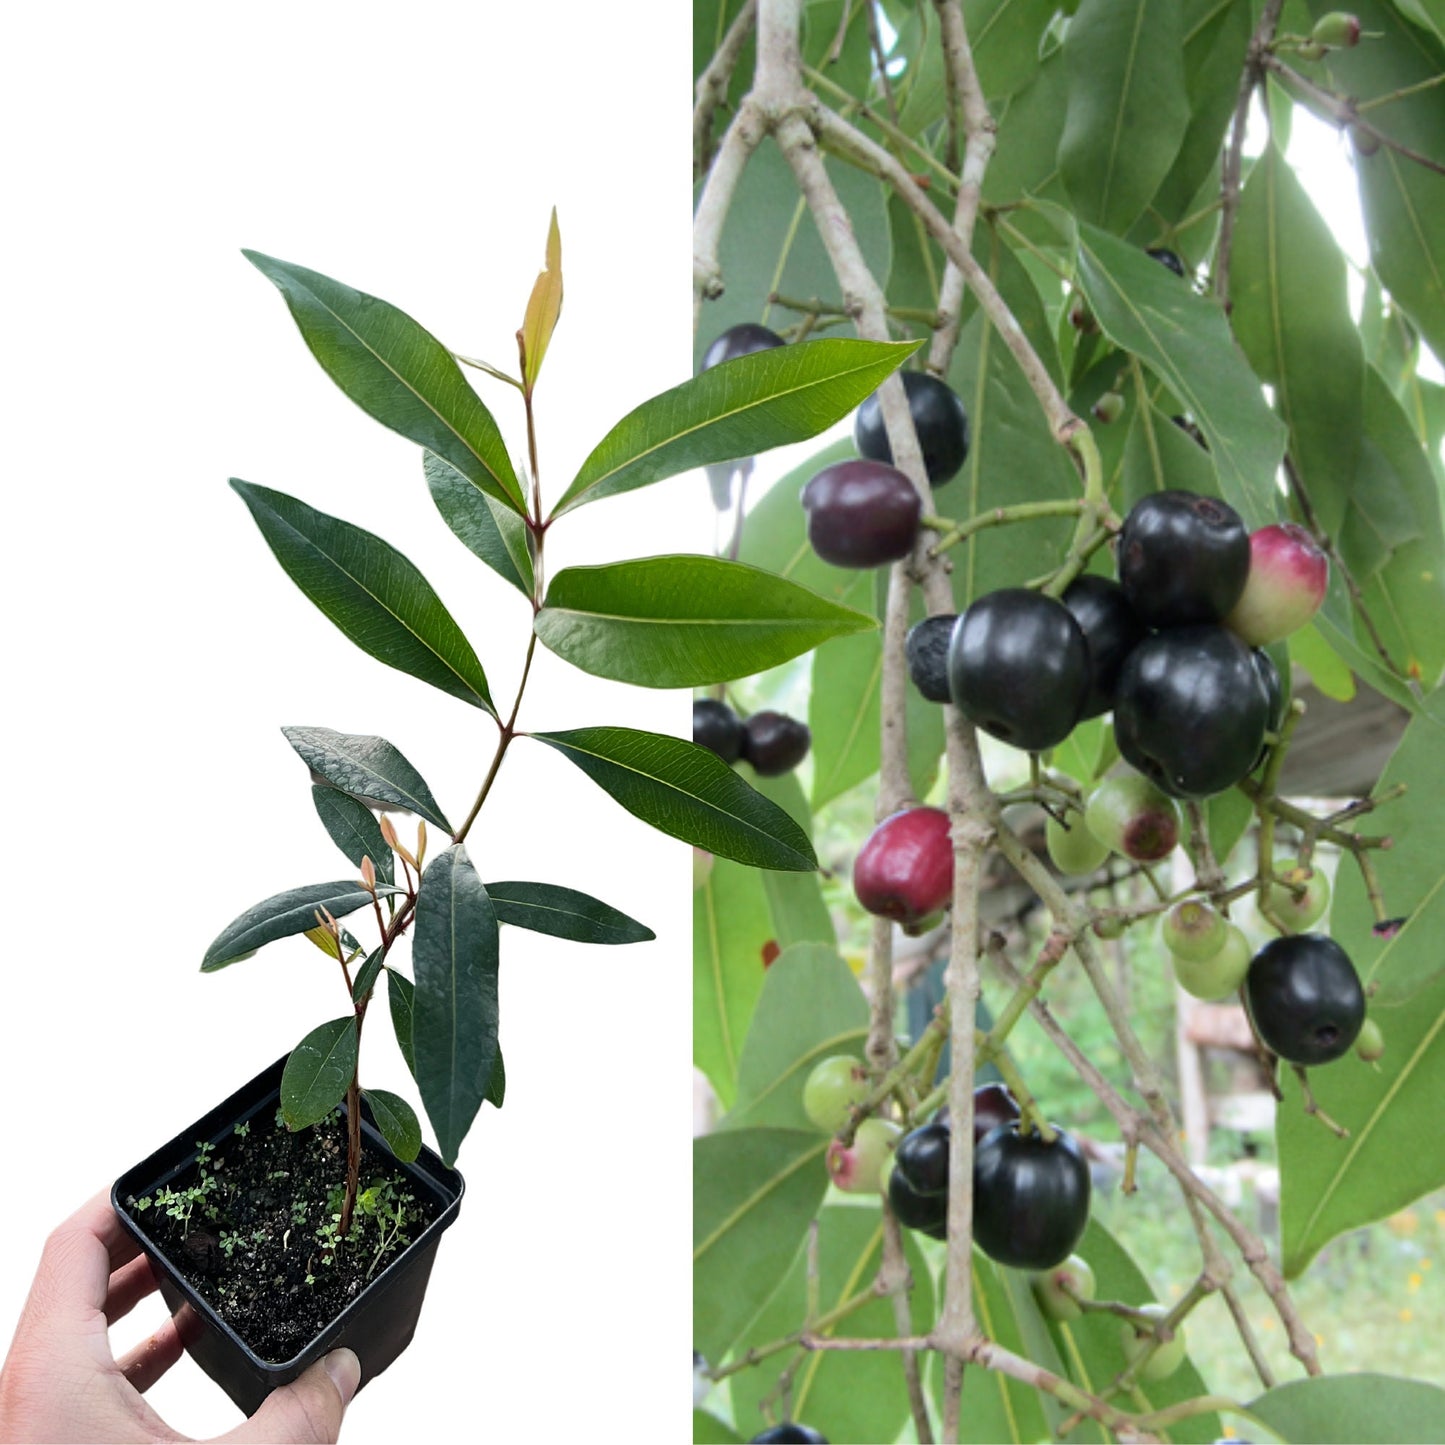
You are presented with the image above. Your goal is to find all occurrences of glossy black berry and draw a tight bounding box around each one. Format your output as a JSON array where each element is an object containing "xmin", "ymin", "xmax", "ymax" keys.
[
  {"xmin": 948, "ymin": 590, "xmax": 1090, "ymax": 752},
  {"xmin": 1113, "ymin": 626, "xmax": 1269, "ymax": 798},
  {"xmin": 888, "ymin": 1160, "xmax": 949, "ymax": 1239},
  {"xmin": 972, "ymin": 1082, "xmax": 1021, "ymax": 1146},
  {"xmin": 750, "ymin": 1427, "xmax": 829, "ymax": 1444},
  {"xmin": 854, "ymin": 371, "xmax": 971, "ymax": 486},
  {"xmin": 693, "ymin": 699, "xmax": 745, "ymax": 764},
  {"xmin": 974, "ymin": 1123, "xmax": 1091, "ymax": 1271},
  {"xmin": 1118, "ymin": 490, "xmax": 1250, "ymax": 628},
  {"xmin": 801, "ymin": 460, "xmax": 921, "ymax": 568},
  {"xmin": 699, "ymin": 322, "xmax": 786, "ymax": 372},
  {"xmin": 895, "ymin": 1121, "xmax": 950, "ymax": 1195},
  {"xmin": 1147, "ymin": 247, "xmax": 1187, "ymax": 278},
  {"xmin": 1061, "ymin": 576, "xmax": 1147, "ymax": 719},
  {"xmin": 1245, "ymin": 934, "xmax": 1365, "ymax": 1066},
  {"xmin": 743, "ymin": 711, "xmax": 811, "ymax": 776},
  {"xmin": 906, "ymin": 614, "xmax": 957, "ymax": 703}
]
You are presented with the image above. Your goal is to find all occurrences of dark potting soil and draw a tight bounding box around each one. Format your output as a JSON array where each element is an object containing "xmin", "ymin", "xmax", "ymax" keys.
[{"xmin": 127, "ymin": 1109, "xmax": 438, "ymax": 1364}]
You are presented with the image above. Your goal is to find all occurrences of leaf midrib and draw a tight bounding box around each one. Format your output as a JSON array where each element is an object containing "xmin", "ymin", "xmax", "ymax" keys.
[{"xmin": 693, "ymin": 1139, "xmax": 827, "ymax": 1262}]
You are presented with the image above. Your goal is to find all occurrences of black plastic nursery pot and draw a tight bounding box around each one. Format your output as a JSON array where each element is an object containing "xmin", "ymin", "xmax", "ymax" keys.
[{"xmin": 111, "ymin": 1055, "xmax": 463, "ymax": 1417}]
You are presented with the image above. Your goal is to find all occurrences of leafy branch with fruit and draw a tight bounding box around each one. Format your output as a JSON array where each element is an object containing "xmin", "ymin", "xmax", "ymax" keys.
[{"xmin": 692, "ymin": 1, "xmax": 1445, "ymax": 1442}]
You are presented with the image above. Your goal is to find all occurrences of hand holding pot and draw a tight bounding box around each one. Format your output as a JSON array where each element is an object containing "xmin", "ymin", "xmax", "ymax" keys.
[{"xmin": 0, "ymin": 1193, "xmax": 360, "ymax": 1443}]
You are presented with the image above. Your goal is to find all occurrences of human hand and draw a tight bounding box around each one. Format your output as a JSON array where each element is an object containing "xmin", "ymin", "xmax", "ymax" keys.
[{"xmin": 0, "ymin": 1192, "xmax": 359, "ymax": 1443}]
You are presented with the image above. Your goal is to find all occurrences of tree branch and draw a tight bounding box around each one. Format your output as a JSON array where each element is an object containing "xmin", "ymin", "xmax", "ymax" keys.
[{"xmin": 695, "ymin": 0, "xmax": 758, "ymax": 176}]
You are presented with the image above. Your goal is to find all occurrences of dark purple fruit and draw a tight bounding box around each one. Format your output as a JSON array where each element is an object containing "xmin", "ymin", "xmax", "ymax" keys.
[
  {"xmin": 1118, "ymin": 490, "xmax": 1250, "ymax": 628},
  {"xmin": 888, "ymin": 1164, "xmax": 949, "ymax": 1239},
  {"xmin": 1244, "ymin": 933, "xmax": 1364, "ymax": 1066},
  {"xmin": 693, "ymin": 698, "xmax": 744, "ymax": 763},
  {"xmin": 1061, "ymin": 576, "xmax": 1147, "ymax": 719},
  {"xmin": 801, "ymin": 460, "xmax": 922, "ymax": 568},
  {"xmin": 972, "ymin": 1082, "xmax": 1021, "ymax": 1146},
  {"xmin": 1147, "ymin": 247, "xmax": 1187, "ymax": 278},
  {"xmin": 894, "ymin": 1121, "xmax": 950, "ymax": 1195},
  {"xmin": 974, "ymin": 1123, "xmax": 1092, "ymax": 1271},
  {"xmin": 750, "ymin": 1427, "xmax": 829, "ymax": 1444},
  {"xmin": 906, "ymin": 614, "xmax": 957, "ymax": 703},
  {"xmin": 1113, "ymin": 626, "xmax": 1269, "ymax": 798},
  {"xmin": 743, "ymin": 711, "xmax": 811, "ymax": 776},
  {"xmin": 948, "ymin": 590, "xmax": 1090, "ymax": 751},
  {"xmin": 699, "ymin": 322, "xmax": 786, "ymax": 372},
  {"xmin": 854, "ymin": 370, "xmax": 971, "ymax": 486}
]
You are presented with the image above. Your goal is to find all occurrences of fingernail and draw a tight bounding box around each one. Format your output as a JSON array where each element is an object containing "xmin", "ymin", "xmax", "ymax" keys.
[{"xmin": 323, "ymin": 1347, "xmax": 361, "ymax": 1405}]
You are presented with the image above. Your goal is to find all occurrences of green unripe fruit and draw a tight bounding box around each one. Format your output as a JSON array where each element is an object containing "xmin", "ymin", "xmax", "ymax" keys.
[
  {"xmin": 1161, "ymin": 900, "xmax": 1229, "ymax": 964},
  {"xmin": 1271, "ymin": 860, "xmax": 1331, "ymax": 932},
  {"xmin": 1092, "ymin": 391, "xmax": 1124, "ymax": 425},
  {"xmin": 1085, "ymin": 772, "xmax": 1182, "ymax": 863},
  {"xmin": 1031, "ymin": 1254, "xmax": 1096, "ymax": 1322},
  {"xmin": 1121, "ymin": 1304, "xmax": 1188, "ymax": 1382},
  {"xmin": 1173, "ymin": 923, "xmax": 1251, "ymax": 1001},
  {"xmin": 1093, "ymin": 913, "xmax": 1128, "ymax": 940},
  {"xmin": 803, "ymin": 1055, "xmax": 871, "ymax": 1133},
  {"xmin": 1356, "ymin": 1017, "xmax": 1385, "ymax": 1063},
  {"xmin": 1047, "ymin": 812, "xmax": 1111, "ymax": 876},
  {"xmin": 826, "ymin": 1118, "xmax": 901, "ymax": 1194},
  {"xmin": 1312, "ymin": 10, "xmax": 1361, "ymax": 47}
]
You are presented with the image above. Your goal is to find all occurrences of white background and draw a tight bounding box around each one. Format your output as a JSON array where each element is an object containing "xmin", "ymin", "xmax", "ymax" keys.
[{"xmin": 0, "ymin": 4, "xmax": 699, "ymax": 1440}]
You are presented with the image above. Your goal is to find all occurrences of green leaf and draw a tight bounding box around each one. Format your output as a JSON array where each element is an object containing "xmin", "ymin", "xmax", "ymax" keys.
[
  {"xmin": 485, "ymin": 1046, "xmax": 505, "ymax": 1109},
  {"xmin": 692, "ymin": 1127, "xmax": 829, "ymax": 1364},
  {"xmin": 751, "ymin": 771, "xmax": 836, "ymax": 950},
  {"xmin": 1118, "ymin": 399, "xmax": 1220, "ymax": 511},
  {"xmin": 531, "ymin": 727, "xmax": 817, "ymax": 871},
  {"xmin": 1289, "ymin": 622, "xmax": 1356, "ymax": 702},
  {"xmin": 351, "ymin": 947, "xmax": 387, "ymax": 1003},
  {"xmin": 691, "ymin": 1412, "xmax": 741, "ymax": 1445},
  {"xmin": 1075, "ymin": 223, "xmax": 1288, "ymax": 527},
  {"xmin": 243, "ymin": 250, "xmax": 524, "ymax": 513},
  {"xmin": 982, "ymin": 46, "xmax": 1070, "ymax": 229},
  {"xmin": 1059, "ymin": 0, "xmax": 1190, "ymax": 234},
  {"xmin": 486, "ymin": 880, "xmax": 654, "ymax": 945},
  {"xmin": 284, "ymin": 727, "xmax": 453, "ymax": 834},
  {"xmin": 424, "ymin": 451, "xmax": 533, "ymax": 599},
  {"xmin": 519, "ymin": 208, "xmax": 562, "ymax": 389},
  {"xmin": 554, "ymin": 336, "xmax": 917, "ymax": 516},
  {"xmin": 362, "ymin": 1088, "xmax": 422, "ymax": 1164},
  {"xmin": 1248, "ymin": 1373, "xmax": 1445, "ymax": 1444},
  {"xmin": 280, "ymin": 1017, "xmax": 358, "ymax": 1130},
  {"xmin": 412, "ymin": 845, "xmax": 499, "ymax": 1167},
  {"xmin": 534, "ymin": 555, "xmax": 875, "ymax": 688},
  {"xmin": 231, "ymin": 481, "xmax": 494, "ymax": 715},
  {"xmin": 725, "ymin": 943, "xmax": 869, "ymax": 1132},
  {"xmin": 202, "ymin": 880, "xmax": 389, "ymax": 972},
  {"xmin": 388, "ymin": 970, "xmax": 416, "ymax": 1078},
  {"xmin": 311, "ymin": 786, "xmax": 394, "ymax": 887}
]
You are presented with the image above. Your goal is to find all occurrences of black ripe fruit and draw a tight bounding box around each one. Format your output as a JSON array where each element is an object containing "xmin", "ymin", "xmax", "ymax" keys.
[
  {"xmin": 906, "ymin": 614, "xmax": 958, "ymax": 703},
  {"xmin": 1147, "ymin": 247, "xmax": 1187, "ymax": 278},
  {"xmin": 743, "ymin": 711, "xmax": 811, "ymax": 776},
  {"xmin": 699, "ymin": 322, "xmax": 785, "ymax": 372},
  {"xmin": 1245, "ymin": 934, "xmax": 1365, "ymax": 1066},
  {"xmin": 854, "ymin": 371, "xmax": 971, "ymax": 486},
  {"xmin": 972, "ymin": 1081, "xmax": 1021, "ymax": 1145},
  {"xmin": 1061, "ymin": 576, "xmax": 1147, "ymax": 719},
  {"xmin": 749, "ymin": 1427, "xmax": 829, "ymax": 1444},
  {"xmin": 801, "ymin": 460, "xmax": 921, "ymax": 568},
  {"xmin": 948, "ymin": 590, "xmax": 1090, "ymax": 751},
  {"xmin": 693, "ymin": 699, "xmax": 745, "ymax": 764},
  {"xmin": 889, "ymin": 1122, "xmax": 950, "ymax": 1239},
  {"xmin": 974, "ymin": 1124, "xmax": 1091, "ymax": 1271},
  {"xmin": 1118, "ymin": 490, "xmax": 1250, "ymax": 628},
  {"xmin": 1113, "ymin": 626, "xmax": 1269, "ymax": 798}
]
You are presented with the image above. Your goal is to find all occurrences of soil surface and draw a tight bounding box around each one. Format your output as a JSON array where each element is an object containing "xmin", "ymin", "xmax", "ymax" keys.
[{"xmin": 126, "ymin": 1109, "xmax": 438, "ymax": 1364}]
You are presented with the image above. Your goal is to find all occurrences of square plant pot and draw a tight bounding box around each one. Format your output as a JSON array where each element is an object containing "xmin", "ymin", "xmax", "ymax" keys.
[{"xmin": 112, "ymin": 1054, "xmax": 463, "ymax": 1417}]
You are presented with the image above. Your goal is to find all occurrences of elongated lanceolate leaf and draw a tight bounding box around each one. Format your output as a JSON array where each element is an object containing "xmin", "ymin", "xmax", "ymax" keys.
[
  {"xmin": 486, "ymin": 880, "xmax": 653, "ymax": 945},
  {"xmin": 552, "ymin": 337, "xmax": 918, "ymax": 516},
  {"xmin": 232, "ymin": 481, "xmax": 494, "ymax": 714},
  {"xmin": 520, "ymin": 208, "xmax": 562, "ymax": 389},
  {"xmin": 351, "ymin": 947, "xmax": 387, "ymax": 1003},
  {"xmin": 388, "ymin": 970, "xmax": 416, "ymax": 1078},
  {"xmin": 280, "ymin": 1017, "xmax": 358, "ymax": 1130},
  {"xmin": 412, "ymin": 845, "xmax": 499, "ymax": 1167},
  {"xmin": 363, "ymin": 1089, "xmax": 422, "ymax": 1164},
  {"xmin": 243, "ymin": 250, "xmax": 525, "ymax": 513},
  {"xmin": 312, "ymin": 786, "xmax": 394, "ymax": 887},
  {"xmin": 202, "ymin": 880, "xmax": 393, "ymax": 972},
  {"xmin": 424, "ymin": 451, "xmax": 533, "ymax": 599},
  {"xmin": 486, "ymin": 1046, "xmax": 505, "ymax": 1108},
  {"xmin": 285, "ymin": 727, "xmax": 453, "ymax": 834},
  {"xmin": 1248, "ymin": 1373, "xmax": 1445, "ymax": 1443},
  {"xmin": 535, "ymin": 555, "xmax": 875, "ymax": 687},
  {"xmin": 531, "ymin": 727, "xmax": 816, "ymax": 871}
]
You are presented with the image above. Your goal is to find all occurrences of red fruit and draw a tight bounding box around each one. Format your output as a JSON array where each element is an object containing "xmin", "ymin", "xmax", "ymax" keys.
[
  {"xmin": 853, "ymin": 807, "xmax": 954, "ymax": 928},
  {"xmin": 1224, "ymin": 524, "xmax": 1329, "ymax": 646}
]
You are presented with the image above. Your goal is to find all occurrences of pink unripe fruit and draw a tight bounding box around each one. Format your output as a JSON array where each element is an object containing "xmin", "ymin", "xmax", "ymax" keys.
[
  {"xmin": 827, "ymin": 1118, "xmax": 902, "ymax": 1193},
  {"xmin": 1224, "ymin": 524, "xmax": 1328, "ymax": 646},
  {"xmin": 853, "ymin": 807, "xmax": 954, "ymax": 927}
]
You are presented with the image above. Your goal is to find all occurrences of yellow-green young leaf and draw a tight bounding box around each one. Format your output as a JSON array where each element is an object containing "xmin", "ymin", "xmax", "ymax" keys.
[
  {"xmin": 1248, "ymin": 1373, "xmax": 1445, "ymax": 1443},
  {"xmin": 520, "ymin": 208, "xmax": 562, "ymax": 389},
  {"xmin": 1289, "ymin": 624, "xmax": 1356, "ymax": 702},
  {"xmin": 280, "ymin": 1017, "xmax": 357, "ymax": 1130}
]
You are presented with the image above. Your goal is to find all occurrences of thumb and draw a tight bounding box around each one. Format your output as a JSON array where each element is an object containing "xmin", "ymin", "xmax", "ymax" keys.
[{"xmin": 218, "ymin": 1348, "xmax": 360, "ymax": 1444}]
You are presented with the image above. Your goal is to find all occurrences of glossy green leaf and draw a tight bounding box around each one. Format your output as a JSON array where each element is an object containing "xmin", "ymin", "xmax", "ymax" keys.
[
  {"xmin": 1059, "ymin": 0, "xmax": 1190, "ymax": 234},
  {"xmin": 388, "ymin": 970, "xmax": 416, "ymax": 1078},
  {"xmin": 535, "ymin": 555, "xmax": 875, "ymax": 687},
  {"xmin": 412, "ymin": 845, "xmax": 499, "ymax": 1167},
  {"xmin": 519, "ymin": 208, "xmax": 562, "ymax": 389},
  {"xmin": 280, "ymin": 1017, "xmax": 357, "ymax": 1130},
  {"xmin": 554, "ymin": 337, "xmax": 917, "ymax": 516},
  {"xmin": 311, "ymin": 786, "xmax": 394, "ymax": 887},
  {"xmin": 485, "ymin": 1046, "xmax": 505, "ymax": 1109},
  {"xmin": 1076, "ymin": 223, "xmax": 1287, "ymax": 527},
  {"xmin": 531, "ymin": 727, "xmax": 816, "ymax": 871},
  {"xmin": 231, "ymin": 481, "xmax": 494, "ymax": 714},
  {"xmin": 1248, "ymin": 1373, "xmax": 1445, "ymax": 1443},
  {"xmin": 424, "ymin": 451, "xmax": 533, "ymax": 599},
  {"xmin": 363, "ymin": 1088, "xmax": 422, "ymax": 1164},
  {"xmin": 486, "ymin": 880, "xmax": 654, "ymax": 945},
  {"xmin": 202, "ymin": 880, "xmax": 390, "ymax": 972},
  {"xmin": 350, "ymin": 947, "xmax": 387, "ymax": 1003},
  {"xmin": 243, "ymin": 250, "xmax": 524, "ymax": 513},
  {"xmin": 693, "ymin": 1127, "xmax": 829, "ymax": 1364},
  {"xmin": 751, "ymin": 771, "xmax": 835, "ymax": 951},
  {"xmin": 284, "ymin": 727, "xmax": 453, "ymax": 834}
]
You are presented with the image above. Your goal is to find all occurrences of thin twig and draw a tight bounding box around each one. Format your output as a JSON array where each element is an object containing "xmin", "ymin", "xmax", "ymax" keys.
[{"xmin": 694, "ymin": 0, "xmax": 759, "ymax": 175}]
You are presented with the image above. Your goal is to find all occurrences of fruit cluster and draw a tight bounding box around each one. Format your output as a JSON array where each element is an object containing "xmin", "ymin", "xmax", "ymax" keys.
[{"xmin": 692, "ymin": 697, "xmax": 810, "ymax": 777}]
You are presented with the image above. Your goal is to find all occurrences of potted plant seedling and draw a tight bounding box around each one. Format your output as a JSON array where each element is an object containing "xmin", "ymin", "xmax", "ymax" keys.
[{"xmin": 110, "ymin": 214, "xmax": 908, "ymax": 1414}]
